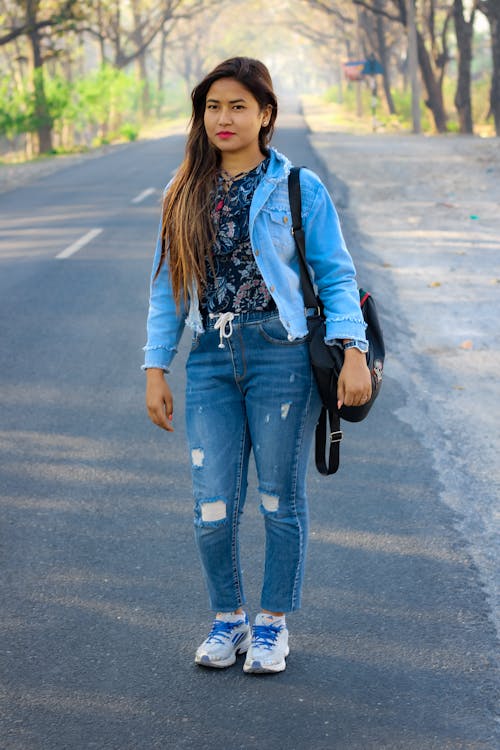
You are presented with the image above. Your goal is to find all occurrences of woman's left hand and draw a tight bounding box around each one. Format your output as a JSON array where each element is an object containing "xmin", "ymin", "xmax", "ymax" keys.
[{"xmin": 337, "ymin": 348, "xmax": 372, "ymax": 409}]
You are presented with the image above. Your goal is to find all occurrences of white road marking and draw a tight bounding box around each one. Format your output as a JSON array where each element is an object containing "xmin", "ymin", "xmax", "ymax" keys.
[
  {"xmin": 55, "ymin": 228, "xmax": 103, "ymax": 259},
  {"xmin": 131, "ymin": 187, "xmax": 156, "ymax": 204}
]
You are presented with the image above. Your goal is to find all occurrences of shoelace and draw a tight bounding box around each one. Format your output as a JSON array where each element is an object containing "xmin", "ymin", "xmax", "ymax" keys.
[
  {"xmin": 210, "ymin": 311, "xmax": 235, "ymax": 349},
  {"xmin": 206, "ymin": 618, "xmax": 242, "ymax": 645},
  {"xmin": 251, "ymin": 624, "xmax": 282, "ymax": 651}
]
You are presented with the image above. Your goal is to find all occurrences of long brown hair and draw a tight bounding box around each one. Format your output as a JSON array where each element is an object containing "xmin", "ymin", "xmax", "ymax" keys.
[{"xmin": 156, "ymin": 57, "xmax": 278, "ymax": 306}]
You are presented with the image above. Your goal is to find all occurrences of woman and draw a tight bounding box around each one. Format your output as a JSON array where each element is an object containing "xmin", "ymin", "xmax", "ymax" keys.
[{"xmin": 144, "ymin": 57, "xmax": 371, "ymax": 674}]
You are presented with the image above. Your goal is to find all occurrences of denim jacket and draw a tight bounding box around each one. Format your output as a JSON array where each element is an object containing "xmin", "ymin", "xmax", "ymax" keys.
[{"xmin": 143, "ymin": 147, "xmax": 367, "ymax": 371}]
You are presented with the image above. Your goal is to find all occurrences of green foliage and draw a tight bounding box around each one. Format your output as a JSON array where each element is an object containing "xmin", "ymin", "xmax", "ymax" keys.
[
  {"xmin": 120, "ymin": 122, "xmax": 140, "ymax": 141},
  {"xmin": 471, "ymin": 75, "xmax": 492, "ymax": 124},
  {"xmin": 324, "ymin": 74, "xmax": 492, "ymax": 135},
  {"xmin": 388, "ymin": 89, "xmax": 433, "ymax": 132},
  {"xmin": 75, "ymin": 65, "xmax": 143, "ymax": 129},
  {"xmin": 150, "ymin": 81, "xmax": 191, "ymax": 119},
  {"xmin": 0, "ymin": 78, "xmax": 32, "ymax": 138},
  {"xmin": 0, "ymin": 65, "xmax": 144, "ymax": 149}
]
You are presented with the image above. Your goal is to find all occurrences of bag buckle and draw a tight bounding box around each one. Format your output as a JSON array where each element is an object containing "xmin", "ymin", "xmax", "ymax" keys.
[
  {"xmin": 305, "ymin": 306, "xmax": 321, "ymax": 318},
  {"xmin": 329, "ymin": 430, "xmax": 343, "ymax": 444}
]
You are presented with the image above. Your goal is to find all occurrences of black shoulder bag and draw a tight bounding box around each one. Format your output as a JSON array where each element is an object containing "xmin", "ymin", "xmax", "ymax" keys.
[{"xmin": 288, "ymin": 167, "xmax": 385, "ymax": 475}]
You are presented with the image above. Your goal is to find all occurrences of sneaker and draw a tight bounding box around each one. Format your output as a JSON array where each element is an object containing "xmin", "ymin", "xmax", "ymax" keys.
[
  {"xmin": 195, "ymin": 612, "xmax": 251, "ymax": 669},
  {"xmin": 243, "ymin": 613, "xmax": 290, "ymax": 674}
]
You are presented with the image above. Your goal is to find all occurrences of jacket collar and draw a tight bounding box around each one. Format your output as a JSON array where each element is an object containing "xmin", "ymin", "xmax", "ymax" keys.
[{"xmin": 264, "ymin": 147, "xmax": 292, "ymax": 183}]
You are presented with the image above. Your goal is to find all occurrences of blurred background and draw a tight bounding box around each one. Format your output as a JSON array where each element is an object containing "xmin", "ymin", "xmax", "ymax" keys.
[{"xmin": 0, "ymin": 0, "xmax": 498, "ymax": 163}]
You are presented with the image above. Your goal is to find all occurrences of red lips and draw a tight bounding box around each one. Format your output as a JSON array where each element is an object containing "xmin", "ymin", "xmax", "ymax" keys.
[{"xmin": 217, "ymin": 131, "xmax": 235, "ymax": 139}]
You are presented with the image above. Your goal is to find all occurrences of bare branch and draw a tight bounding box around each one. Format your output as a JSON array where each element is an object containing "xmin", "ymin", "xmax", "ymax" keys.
[
  {"xmin": 0, "ymin": 0, "xmax": 83, "ymax": 46},
  {"xmin": 476, "ymin": 0, "xmax": 489, "ymax": 17},
  {"xmin": 352, "ymin": 0, "xmax": 403, "ymax": 23},
  {"xmin": 302, "ymin": 0, "xmax": 354, "ymax": 25}
]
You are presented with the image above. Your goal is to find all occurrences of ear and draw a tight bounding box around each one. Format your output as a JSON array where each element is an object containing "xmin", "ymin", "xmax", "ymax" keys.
[{"xmin": 261, "ymin": 104, "xmax": 273, "ymax": 127}]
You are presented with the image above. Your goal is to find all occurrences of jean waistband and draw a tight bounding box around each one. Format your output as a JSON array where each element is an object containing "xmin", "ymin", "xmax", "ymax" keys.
[{"xmin": 203, "ymin": 308, "xmax": 279, "ymax": 331}]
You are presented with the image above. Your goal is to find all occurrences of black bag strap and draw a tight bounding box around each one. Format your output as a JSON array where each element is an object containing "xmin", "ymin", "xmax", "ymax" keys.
[
  {"xmin": 288, "ymin": 167, "xmax": 340, "ymax": 476},
  {"xmin": 315, "ymin": 409, "xmax": 342, "ymax": 475},
  {"xmin": 288, "ymin": 168, "xmax": 320, "ymax": 312}
]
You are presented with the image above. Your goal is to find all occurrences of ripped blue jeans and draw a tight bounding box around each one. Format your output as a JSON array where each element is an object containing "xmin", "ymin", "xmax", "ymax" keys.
[{"xmin": 185, "ymin": 309, "xmax": 322, "ymax": 613}]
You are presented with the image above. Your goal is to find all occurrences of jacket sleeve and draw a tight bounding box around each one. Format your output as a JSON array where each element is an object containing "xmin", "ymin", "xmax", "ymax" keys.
[
  {"xmin": 142, "ymin": 215, "xmax": 186, "ymax": 372},
  {"xmin": 301, "ymin": 170, "xmax": 367, "ymax": 343}
]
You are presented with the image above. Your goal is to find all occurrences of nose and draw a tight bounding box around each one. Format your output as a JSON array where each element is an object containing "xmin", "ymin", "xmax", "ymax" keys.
[{"xmin": 217, "ymin": 106, "xmax": 232, "ymax": 126}]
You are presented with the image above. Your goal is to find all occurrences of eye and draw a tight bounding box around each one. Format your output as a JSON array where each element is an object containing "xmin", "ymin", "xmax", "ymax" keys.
[
  {"xmin": 233, "ymin": 105, "xmax": 244, "ymax": 110},
  {"xmin": 206, "ymin": 104, "xmax": 218, "ymax": 110}
]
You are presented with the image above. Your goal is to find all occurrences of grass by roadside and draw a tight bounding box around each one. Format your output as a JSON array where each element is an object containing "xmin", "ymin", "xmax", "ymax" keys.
[
  {"xmin": 0, "ymin": 115, "xmax": 189, "ymax": 194},
  {"xmin": 300, "ymin": 94, "xmax": 395, "ymax": 135},
  {"xmin": 302, "ymin": 83, "xmax": 496, "ymax": 137},
  {"xmin": 0, "ymin": 114, "xmax": 189, "ymax": 166}
]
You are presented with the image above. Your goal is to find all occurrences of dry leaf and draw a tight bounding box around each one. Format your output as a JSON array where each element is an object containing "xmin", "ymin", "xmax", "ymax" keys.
[
  {"xmin": 429, "ymin": 281, "xmax": 441, "ymax": 287},
  {"xmin": 459, "ymin": 340, "xmax": 473, "ymax": 350}
]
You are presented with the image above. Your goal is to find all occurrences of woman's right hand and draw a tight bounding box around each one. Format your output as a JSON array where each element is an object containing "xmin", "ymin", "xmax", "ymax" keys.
[{"xmin": 145, "ymin": 369, "xmax": 174, "ymax": 432}]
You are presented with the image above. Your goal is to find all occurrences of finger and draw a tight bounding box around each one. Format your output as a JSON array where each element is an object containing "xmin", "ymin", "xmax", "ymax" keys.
[
  {"xmin": 148, "ymin": 405, "xmax": 174, "ymax": 432},
  {"xmin": 337, "ymin": 379, "xmax": 346, "ymax": 410},
  {"xmin": 353, "ymin": 392, "xmax": 371, "ymax": 406},
  {"xmin": 159, "ymin": 410, "xmax": 174, "ymax": 432}
]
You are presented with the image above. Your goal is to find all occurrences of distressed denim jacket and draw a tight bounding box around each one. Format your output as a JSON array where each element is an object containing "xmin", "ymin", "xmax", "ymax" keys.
[{"xmin": 143, "ymin": 147, "xmax": 367, "ymax": 371}]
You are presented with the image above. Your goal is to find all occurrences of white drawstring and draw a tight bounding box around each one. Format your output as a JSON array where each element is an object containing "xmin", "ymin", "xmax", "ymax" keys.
[{"xmin": 210, "ymin": 311, "xmax": 235, "ymax": 349}]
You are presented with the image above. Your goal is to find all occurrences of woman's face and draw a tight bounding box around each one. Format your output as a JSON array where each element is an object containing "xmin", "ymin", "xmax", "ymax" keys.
[{"xmin": 204, "ymin": 77, "xmax": 272, "ymax": 165}]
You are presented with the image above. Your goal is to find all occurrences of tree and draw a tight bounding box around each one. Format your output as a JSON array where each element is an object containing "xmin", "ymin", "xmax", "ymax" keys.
[
  {"xmin": 477, "ymin": 0, "xmax": 500, "ymax": 135},
  {"xmin": 81, "ymin": 1, "xmax": 212, "ymax": 118},
  {"xmin": 357, "ymin": 0, "xmax": 397, "ymax": 114},
  {"xmin": 354, "ymin": 0, "xmax": 450, "ymax": 132},
  {"xmin": 453, "ymin": 0, "xmax": 475, "ymax": 133},
  {"xmin": 373, "ymin": 0, "xmax": 397, "ymax": 114},
  {"xmin": 0, "ymin": 0, "xmax": 85, "ymax": 153},
  {"xmin": 291, "ymin": 0, "xmax": 357, "ymax": 103}
]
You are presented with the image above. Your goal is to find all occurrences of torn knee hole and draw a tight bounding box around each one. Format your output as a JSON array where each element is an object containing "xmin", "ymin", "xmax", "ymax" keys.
[
  {"xmin": 260, "ymin": 491, "xmax": 279, "ymax": 513},
  {"xmin": 191, "ymin": 448, "xmax": 204, "ymax": 468},
  {"xmin": 199, "ymin": 498, "xmax": 226, "ymax": 523},
  {"xmin": 280, "ymin": 402, "xmax": 292, "ymax": 420}
]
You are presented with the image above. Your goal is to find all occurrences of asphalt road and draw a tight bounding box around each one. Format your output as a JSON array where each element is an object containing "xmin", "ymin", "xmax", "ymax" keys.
[{"xmin": 0, "ymin": 116, "xmax": 498, "ymax": 750}]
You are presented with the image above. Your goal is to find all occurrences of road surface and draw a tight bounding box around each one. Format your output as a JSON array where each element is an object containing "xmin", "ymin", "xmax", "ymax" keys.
[{"xmin": 0, "ymin": 115, "xmax": 498, "ymax": 749}]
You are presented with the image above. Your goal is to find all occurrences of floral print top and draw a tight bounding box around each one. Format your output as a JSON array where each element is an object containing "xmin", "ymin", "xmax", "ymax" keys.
[{"xmin": 200, "ymin": 156, "xmax": 276, "ymax": 320}]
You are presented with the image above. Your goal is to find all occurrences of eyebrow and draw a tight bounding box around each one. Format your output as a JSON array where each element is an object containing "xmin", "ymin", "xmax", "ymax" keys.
[{"xmin": 206, "ymin": 98, "xmax": 247, "ymax": 104}]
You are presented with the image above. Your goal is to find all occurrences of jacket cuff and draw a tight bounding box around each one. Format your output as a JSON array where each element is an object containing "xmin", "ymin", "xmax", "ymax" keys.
[
  {"xmin": 142, "ymin": 344, "xmax": 177, "ymax": 372},
  {"xmin": 325, "ymin": 317, "xmax": 367, "ymax": 343}
]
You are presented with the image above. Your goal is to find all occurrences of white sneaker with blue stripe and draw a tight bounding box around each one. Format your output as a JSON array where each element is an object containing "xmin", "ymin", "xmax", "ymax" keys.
[
  {"xmin": 243, "ymin": 613, "xmax": 289, "ymax": 673},
  {"xmin": 195, "ymin": 612, "xmax": 251, "ymax": 668}
]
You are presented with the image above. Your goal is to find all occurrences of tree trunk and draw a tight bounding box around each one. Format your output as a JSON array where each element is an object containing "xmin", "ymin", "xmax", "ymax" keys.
[
  {"xmin": 157, "ymin": 25, "xmax": 167, "ymax": 116},
  {"xmin": 488, "ymin": 3, "xmax": 500, "ymax": 135},
  {"xmin": 355, "ymin": 5, "xmax": 363, "ymax": 116},
  {"xmin": 407, "ymin": 0, "xmax": 421, "ymax": 132},
  {"xmin": 130, "ymin": 0, "xmax": 150, "ymax": 119},
  {"xmin": 113, "ymin": 1, "xmax": 121, "ymax": 67},
  {"xmin": 26, "ymin": 0, "xmax": 53, "ymax": 154},
  {"xmin": 453, "ymin": 0, "xmax": 474, "ymax": 134},
  {"xmin": 96, "ymin": 0, "xmax": 107, "ymax": 65},
  {"xmin": 416, "ymin": 28, "xmax": 447, "ymax": 132},
  {"xmin": 375, "ymin": 0, "xmax": 396, "ymax": 114},
  {"xmin": 10, "ymin": 37, "xmax": 27, "ymax": 93},
  {"xmin": 136, "ymin": 52, "xmax": 150, "ymax": 118}
]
